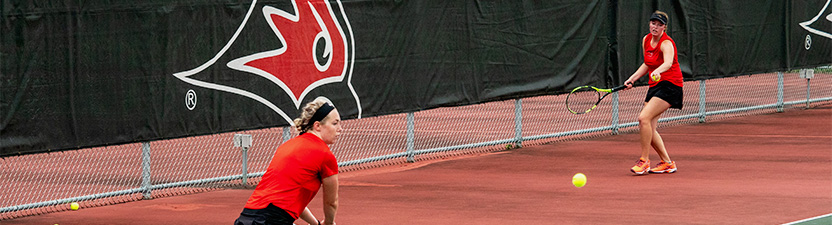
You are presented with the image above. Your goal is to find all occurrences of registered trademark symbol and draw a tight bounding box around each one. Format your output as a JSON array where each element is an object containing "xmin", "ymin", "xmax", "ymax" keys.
[
  {"xmin": 185, "ymin": 89, "xmax": 197, "ymax": 110},
  {"xmin": 805, "ymin": 34, "xmax": 812, "ymax": 50}
]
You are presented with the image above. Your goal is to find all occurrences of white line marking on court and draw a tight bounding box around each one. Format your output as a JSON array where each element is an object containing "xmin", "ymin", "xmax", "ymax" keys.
[{"xmin": 782, "ymin": 213, "xmax": 832, "ymax": 225}]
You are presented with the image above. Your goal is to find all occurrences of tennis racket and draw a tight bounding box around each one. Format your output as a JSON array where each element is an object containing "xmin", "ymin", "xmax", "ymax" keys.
[{"xmin": 565, "ymin": 85, "xmax": 627, "ymax": 114}]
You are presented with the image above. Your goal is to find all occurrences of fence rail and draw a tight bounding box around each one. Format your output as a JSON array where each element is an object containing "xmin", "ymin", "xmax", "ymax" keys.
[{"xmin": 2, "ymin": 70, "xmax": 831, "ymax": 220}]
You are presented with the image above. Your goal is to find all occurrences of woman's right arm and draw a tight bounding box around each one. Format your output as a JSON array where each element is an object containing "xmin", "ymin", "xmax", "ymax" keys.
[
  {"xmin": 625, "ymin": 35, "xmax": 650, "ymax": 89},
  {"xmin": 625, "ymin": 63, "xmax": 648, "ymax": 89},
  {"xmin": 321, "ymin": 174, "xmax": 339, "ymax": 225}
]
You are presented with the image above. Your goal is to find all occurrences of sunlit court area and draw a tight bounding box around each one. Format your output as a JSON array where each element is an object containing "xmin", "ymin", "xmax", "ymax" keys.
[{"xmin": 2, "ymin": 1, "xmax": 831, "ymax": 224}]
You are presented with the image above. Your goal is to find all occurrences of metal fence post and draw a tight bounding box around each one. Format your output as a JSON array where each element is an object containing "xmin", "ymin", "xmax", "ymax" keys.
[
  {"xmin": 777, "ymin": 71, "xmax": 784, "ymax": 112},
  {"xmin": 141, "ymin": 142, "xmax": 152, "ymax": 200},
  {"xmin": 799, "ymin": 68, "xmax": 815, "ymax": 109},
  {"xmin": 699, "ymin": 80, "xmax": 707, "ymax": 123},
  {"xmin": 233, "ymin": 134, "xmax": 253, "ymax": 187},
  {"xmin": 406, "ymin": 112, "xmax": 415, "ymax": 162},
  {"xmin": 514, "ymin": 99, "xmax": 523, "ymax": 148},
  {"xmin": 282, "ymin": 126, "xmax": 292, "ymax": 144},
  {"xmin": 242, "ymin": 146, "xmax": 249, "ymax": 186},
  {"xmin": 806, "ymin": 78, "xmax": 811, "ymax": 109},
  {"xmin": 611, "ymin": 92, "xmax": 620, "ymax": 134}
]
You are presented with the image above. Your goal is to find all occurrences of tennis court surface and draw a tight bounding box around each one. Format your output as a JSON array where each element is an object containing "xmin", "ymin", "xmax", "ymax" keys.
[{"xmin": 6, "ymin": 104, "xmax": 831, "ymax": 224}]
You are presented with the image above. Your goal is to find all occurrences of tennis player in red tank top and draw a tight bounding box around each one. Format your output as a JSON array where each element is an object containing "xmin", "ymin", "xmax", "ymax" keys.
[
  {"xmin": 623, "ymin": 11, "xmax": 681, "ymax": 175},
  {"xmin": 235, "ymin": 97, "xmax": 341, "ymax": 225}
]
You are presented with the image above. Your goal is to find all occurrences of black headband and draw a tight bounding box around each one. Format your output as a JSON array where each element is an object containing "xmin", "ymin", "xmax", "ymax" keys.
[
  {"xmin": 309, "ymin": 103, "xmax": 334, "ymax": 125},
  {"xmin": 300, "ymin": 103, "xmax": 334, "ymax": 135}
]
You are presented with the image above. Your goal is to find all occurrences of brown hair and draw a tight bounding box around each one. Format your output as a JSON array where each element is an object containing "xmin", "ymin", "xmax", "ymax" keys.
[{"xmin": 293, "ymin": 97, "xmax": 334, "ymax": 134}]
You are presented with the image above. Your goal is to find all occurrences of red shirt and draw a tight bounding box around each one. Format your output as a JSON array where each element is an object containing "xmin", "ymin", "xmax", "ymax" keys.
[
  {"xmin": 244, "ymin": 133, "xmax": 339, "ymax": 219},
  {"xmin": 643, "ymin": 32, "xmax": 683, "ymax": 87}
]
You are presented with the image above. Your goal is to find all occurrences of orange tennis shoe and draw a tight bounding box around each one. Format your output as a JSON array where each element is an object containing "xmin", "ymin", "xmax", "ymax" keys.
[
  {"xmin": 630, "ymin": 158, "xmax": 650, "ymax": 175},
  {"xmin": 650, "ymin": 160, "xmax": 677, "ymax": 174}
]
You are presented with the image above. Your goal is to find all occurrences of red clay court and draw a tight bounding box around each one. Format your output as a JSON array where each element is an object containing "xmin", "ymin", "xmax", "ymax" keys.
[{"xmin": 6, "ymin": 103, "xmax": 831, "ymax": 224}]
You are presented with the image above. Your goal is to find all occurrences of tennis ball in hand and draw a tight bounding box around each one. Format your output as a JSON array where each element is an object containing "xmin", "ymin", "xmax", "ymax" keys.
[
  {"xmin": 572, "ymin": 173, "xmax": 587, "ymax": 188},
  {"xmin": 651, "ymin": 74, "xmax": 661, "ymax": 82},
  {"xmin": 70, "ymin": 202, "xmax": 79, "ymax": 211}
]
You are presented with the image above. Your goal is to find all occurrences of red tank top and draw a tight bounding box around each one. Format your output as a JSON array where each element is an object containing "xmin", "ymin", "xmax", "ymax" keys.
[{"xmin": 643, "ymin": 32, "xmax": 683, "ymax": 87}]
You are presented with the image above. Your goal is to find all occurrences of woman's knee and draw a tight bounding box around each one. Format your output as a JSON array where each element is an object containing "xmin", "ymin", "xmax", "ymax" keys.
[
  {"xmin": 637, "ymin": 114, "xmax": 653, "ymax": 125},
  {"xmin": 637, "ymin": 109, "xmax": 656, "ymax": 124}
]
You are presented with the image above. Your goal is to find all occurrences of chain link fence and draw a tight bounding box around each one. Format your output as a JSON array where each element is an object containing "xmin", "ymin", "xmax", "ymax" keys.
[{"xmin": 2, "ymin": 69, "xmax": 831, "ymax": 220}]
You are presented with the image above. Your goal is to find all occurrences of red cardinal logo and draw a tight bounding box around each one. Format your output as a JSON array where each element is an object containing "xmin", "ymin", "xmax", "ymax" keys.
[
  {"xmin": 228, "ymin": 1, "xmax": 349, "ymax": 107},
  {"xmin": 173, "ymin": 0, "xmax": 358, "ymax": 124}
]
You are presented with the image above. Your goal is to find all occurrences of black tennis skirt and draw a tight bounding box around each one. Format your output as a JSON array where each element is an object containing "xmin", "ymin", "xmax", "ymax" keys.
[
  {"xmin": 234, "ymin": 204, "xmax": 295, "ymax": 225},
  {"xmin": 645, "ymin": 81, "xmax": 684, "ymax": 109}
]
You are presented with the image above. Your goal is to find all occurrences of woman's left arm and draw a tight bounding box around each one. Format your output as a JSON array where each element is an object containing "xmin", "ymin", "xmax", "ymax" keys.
[
  {"xmin": 651, "ymin": 40, "xmax": 676, "ymax": 77},
  {"xmin": 299, "ymin": 207, "xmax": 319, "ymax": 225}
]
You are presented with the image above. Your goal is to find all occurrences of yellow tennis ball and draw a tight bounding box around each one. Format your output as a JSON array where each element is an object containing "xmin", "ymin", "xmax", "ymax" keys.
[
  {"xmin": 70, "ymin": 202, "xmax": 79, "ymax": 211},
  {"xmin": 572, "ymin": 173, "xmax": 587, "ymax": 187},
  {"xmin": 651, "ymin": 74, "xmax": 660, "ymax": 82}
]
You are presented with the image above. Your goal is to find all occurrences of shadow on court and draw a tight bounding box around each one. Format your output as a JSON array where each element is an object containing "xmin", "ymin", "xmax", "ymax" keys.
[{"xmin": 6, "ymin": 104, "xmax": 831, "ymax": 225}]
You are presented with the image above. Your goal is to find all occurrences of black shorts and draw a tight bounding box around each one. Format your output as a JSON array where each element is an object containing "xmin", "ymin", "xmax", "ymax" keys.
[
  {"xmin": 234, "ymin": 204, "xmax": 295, "ymax": 225},
  {"xmin": 645, "ymin": 81, "xmax": 684, "ymax": 109}
]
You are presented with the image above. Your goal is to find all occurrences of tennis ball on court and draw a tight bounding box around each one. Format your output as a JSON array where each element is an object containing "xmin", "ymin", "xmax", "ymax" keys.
[
  {"xmin": 70, "ymin": 202, "xmax": 79, "ymax": 211},
  {"xmin": 572, "ymin": 173, "xmax": 587, "ymax": 188}
]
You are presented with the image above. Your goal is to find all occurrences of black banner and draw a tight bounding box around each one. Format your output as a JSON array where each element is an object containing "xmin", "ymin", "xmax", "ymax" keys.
[
  {"xmin": 616, "ymin": 0, "xmax": 831, "ymax": 80},
  {"xmin": 1, "ymin": 0, "xmax": 830, "ymax": 156}
]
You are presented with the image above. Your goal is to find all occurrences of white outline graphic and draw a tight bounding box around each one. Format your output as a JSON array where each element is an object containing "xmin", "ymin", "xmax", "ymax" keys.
[
  {"xmin": 799, "ymin": 0, "xmax": 832, "ymax": 39},
  {"xmin": 172, "ymin": 0, "xmax": 360, "ymax": 124}
]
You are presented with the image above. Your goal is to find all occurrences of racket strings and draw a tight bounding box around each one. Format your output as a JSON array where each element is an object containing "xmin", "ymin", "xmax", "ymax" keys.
[{"xmin": 566, "ymin": 89, "xmax": 600, "ymax": 113}]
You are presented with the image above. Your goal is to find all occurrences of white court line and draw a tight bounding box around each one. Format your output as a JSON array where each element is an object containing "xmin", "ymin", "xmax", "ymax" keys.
[{"xmin": 782, "ymin": 213, "xmax": 832, "ymax": 225}]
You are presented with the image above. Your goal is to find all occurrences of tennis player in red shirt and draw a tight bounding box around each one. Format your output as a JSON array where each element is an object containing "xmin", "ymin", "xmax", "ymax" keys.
[
  {"xmin": 623, "ymin": 11, "xmax": 682, "ymax": 175},
  {"xmin": 235, "ymin": 97, "xmax": 341, "ymax": 225}
]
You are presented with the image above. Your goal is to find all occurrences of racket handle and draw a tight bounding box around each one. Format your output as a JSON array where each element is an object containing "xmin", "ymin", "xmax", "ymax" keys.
[{"xmin": 611, "ymin": 85, "xmax": 627, "ymax": 92}]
